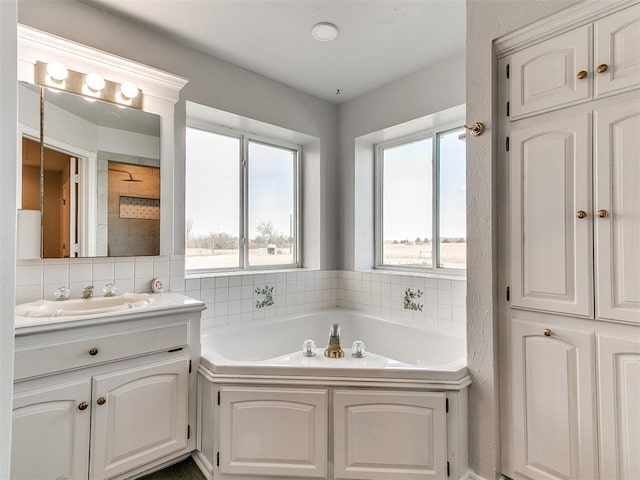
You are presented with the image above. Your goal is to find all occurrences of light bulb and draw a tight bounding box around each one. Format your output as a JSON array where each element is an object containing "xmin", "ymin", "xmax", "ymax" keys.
[
  {"xmin": 120, "ymin": 81, "xmax": 138, "ymax": 99},
  {"xmin": 85, "ymin": 73, "xmax": 105, "ymax": 91},
  {"xmin": 46, "ymin": 62, "xmax": 68, "ymax": 81}
]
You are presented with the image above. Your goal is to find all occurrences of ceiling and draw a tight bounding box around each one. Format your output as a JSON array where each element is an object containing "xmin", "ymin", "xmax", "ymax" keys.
[{"xmin": 85, "ymin": 0, "xmax": 466, "ymax": 103}]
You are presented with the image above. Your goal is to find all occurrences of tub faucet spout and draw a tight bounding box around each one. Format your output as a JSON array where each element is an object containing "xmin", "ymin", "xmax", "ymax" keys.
[{"xmin": 324, "ymin": 323, "xmax": 344, "ymax": 358}]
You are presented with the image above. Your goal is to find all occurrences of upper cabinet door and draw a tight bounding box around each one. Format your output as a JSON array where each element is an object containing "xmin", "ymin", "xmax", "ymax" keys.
[
  {"xmin": 594, "ymin": 3, "xmax": 640, "ymax": 98},
  {"xmin": 510, "ymin": 25, "xmax": 591, "ymax": 119},
  {"xmin": 90, "ymin": 357, "xmax": 190, "ymax": 480},
  {"xmin": 510, "ymin": 112, "xmax": 593, "ymax": 317},
  {"xmin": 594, "ymin": 99, "xmax": 640, "ymax": 324}
]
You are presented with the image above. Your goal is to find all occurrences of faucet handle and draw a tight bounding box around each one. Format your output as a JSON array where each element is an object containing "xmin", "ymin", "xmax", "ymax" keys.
[
  {"xmin": 54, "ymin": 286, "xmax": 71, "ymax": 300},
  {"xmin": 82, "ymin": 285, "xmax": 94, "ymax": 299},
  {"xmin": 103, "ymin": 283, "xmax": 117, "ymax": 297}
]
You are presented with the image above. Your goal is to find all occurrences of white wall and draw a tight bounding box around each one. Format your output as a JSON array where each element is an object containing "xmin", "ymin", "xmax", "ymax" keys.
[
  {"xmin": 0, "ymin": 0, "xmax": 17, "ymax": 476},
  {"xmin": 339, "ymin": 52, "xmax": 466, "ymax": 270},
  {"xmin": 19, "ymin": 0, "xmax": 340, "ymax": 270},
  {"xmin": 465, "ymin": 1, "xmax": 582, "ymax": 478}
]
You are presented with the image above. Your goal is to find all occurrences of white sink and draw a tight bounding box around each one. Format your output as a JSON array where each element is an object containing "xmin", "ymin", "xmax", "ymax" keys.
[{"xmin": 15, "ymin": 293, "xmax": 154, "ymax": 317}]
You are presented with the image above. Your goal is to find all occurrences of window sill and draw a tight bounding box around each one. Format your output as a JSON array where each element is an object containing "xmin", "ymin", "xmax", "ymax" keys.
[
  {"xmin": 185, "ymin": 267, "xmax": 317, "ymax": 280},
  {"xmin": 363, "ymin": 268, "xmax": 466, "ymax": 282}
]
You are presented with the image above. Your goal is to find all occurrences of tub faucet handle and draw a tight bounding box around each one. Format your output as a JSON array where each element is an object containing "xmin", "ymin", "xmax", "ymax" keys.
[
  {"xmin": 352, "ymin": 340, "xmax": 366, "ymax": 358},
  {"xmin": 103, "ymin": 283, "xmax": 117, "ymax": 297},
  {"xmin": 54, "ymin": 286, "xmax": 71, "ymax": 300},
  {"xmin": 82, "ymin": 285, "xmax": 94, "ymax": 299},
  {"xmin": 302, "ymin": 339, "xmax": 316, "ymax": 357}
]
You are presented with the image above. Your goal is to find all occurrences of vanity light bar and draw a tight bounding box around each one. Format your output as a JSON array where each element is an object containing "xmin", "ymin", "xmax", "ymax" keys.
[{"xmin": 35, "ymin": 61, "xmax": 142, "ymax": 109}]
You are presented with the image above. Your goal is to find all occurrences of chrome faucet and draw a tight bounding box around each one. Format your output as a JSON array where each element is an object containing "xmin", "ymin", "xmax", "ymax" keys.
[
  {"xmin": 82, "ymin": 285, "xmax": 94, "ymax": 299},
  {"xmin": 324, "ymin": 323, "xmax": 344, "ymax": 358}
]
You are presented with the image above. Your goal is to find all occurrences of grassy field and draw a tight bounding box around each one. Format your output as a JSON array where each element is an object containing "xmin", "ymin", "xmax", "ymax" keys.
[{"xmin": 185, "ymin": 243, "xmax": 466, "ymax": 270}]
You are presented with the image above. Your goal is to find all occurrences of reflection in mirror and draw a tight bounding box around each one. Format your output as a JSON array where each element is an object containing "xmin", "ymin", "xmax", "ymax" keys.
[{"xmin": 17, "ymin": 81, "xmax": 161, "ymax": 258}]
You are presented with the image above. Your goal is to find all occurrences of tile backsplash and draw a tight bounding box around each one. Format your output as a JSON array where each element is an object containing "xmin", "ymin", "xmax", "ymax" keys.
[{"xmin": 15, "ymin": 258, "xmax": 466, "ymax": 334}]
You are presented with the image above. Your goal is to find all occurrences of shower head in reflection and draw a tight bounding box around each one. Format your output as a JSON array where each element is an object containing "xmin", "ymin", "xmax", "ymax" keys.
[{"xmin": 109, "ymin": 168, "xmax": 142, "ymax": 182}]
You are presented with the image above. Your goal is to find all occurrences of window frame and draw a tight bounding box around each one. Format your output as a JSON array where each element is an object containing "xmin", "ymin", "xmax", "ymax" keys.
[
  {"xmin": 374, "ymin": 120, "xmax": 466, "ymax": 276},
  {"xmin": 185, "ymin": 120, "xmax": 301, "ymax": 274}
]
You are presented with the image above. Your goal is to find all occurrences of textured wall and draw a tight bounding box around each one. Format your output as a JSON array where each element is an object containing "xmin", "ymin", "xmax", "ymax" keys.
[
  {"xmin": 465, "ymin": 1, "xmax": 583, "ymax": 478},
  {"xmin": 0, "ymin": 1, "xmax": 17, "ymax": 475}
]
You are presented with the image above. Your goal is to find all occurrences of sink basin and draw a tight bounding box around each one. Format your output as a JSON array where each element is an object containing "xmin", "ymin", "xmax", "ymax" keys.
[{"xmin": 15, "ymin": 293, "xmax": 154, "ymax": 317}]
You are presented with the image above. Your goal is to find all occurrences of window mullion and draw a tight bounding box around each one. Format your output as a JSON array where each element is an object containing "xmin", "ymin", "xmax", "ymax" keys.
[
  {"xmin": 432, "ymin": 131, "xmax": 440, "ymax": 271},
  {"xmin": 240, "ymin": 136, "xmax": 248, "ymax": 269}
]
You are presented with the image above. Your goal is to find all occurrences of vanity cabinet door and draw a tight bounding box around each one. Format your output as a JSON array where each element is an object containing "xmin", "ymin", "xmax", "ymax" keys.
[
  {"xmin": 594, "ymin": 3, "xmax": 640, "ymax": 98},
  {"xmin": 334, "ymin": 390, "xmax": 447, "ymax": 480},
  {"xmin": 11, "ymin": 379, "xmax": 91, "ymax": 480},
  {"xmin": 218, "ymin": 386, "xmax": 328, "ymax": 479},
  {"xmin": 89, "ymin": 357, "xmax": 189, "ymax": 480},
  {"xmin": 511, "ymin": 318, "xmax": 598, "ymax": 480},
  {"xmin": 509, "ymin": 25, "xmax": 591, "ymax": 119}
]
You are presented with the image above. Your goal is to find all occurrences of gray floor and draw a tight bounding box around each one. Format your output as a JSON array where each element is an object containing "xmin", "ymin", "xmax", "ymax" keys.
[{"xmin": 139, "ymin": 457, "xmax": 205, "ymax": 480}]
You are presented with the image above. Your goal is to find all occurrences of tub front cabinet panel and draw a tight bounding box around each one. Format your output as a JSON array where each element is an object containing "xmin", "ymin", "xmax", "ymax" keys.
[
  {"xmin": 333, "ymin": 390, "xmax": 447, "ymax": 480},
  {"xmin": 511, "ymin": 318, "xmax": 597, "ymax": 480},
  {"xmin": 218, "ymin": 386, "xmax": 328, "ymax": 479},
  {"xmin": 90, "ymin": 357, "xmax": 190, "ymax": 480},
  {"xmin": 11, "ymin": 379, "xmax": 91, "ymax": 480},
  {"xmin": 597, "ymin": 333, "xmax": 640, "ymax": 480}
]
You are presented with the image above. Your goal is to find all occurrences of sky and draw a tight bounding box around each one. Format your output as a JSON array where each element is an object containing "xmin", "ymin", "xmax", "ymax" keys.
[{"xmin": 185, "ymin": 128, "xmax": 294, "ymax": 239}]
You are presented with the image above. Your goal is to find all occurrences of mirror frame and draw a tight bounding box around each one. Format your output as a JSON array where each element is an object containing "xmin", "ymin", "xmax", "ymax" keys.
[{"xmin": 17, "ymin": 25, "xmax": 188, "ymax": 258}]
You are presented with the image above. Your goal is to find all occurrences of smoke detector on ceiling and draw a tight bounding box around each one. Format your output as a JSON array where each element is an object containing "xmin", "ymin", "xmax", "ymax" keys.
[{"xmin": 312, "ymin": 22, "xmax": 338, "ymax": 42}]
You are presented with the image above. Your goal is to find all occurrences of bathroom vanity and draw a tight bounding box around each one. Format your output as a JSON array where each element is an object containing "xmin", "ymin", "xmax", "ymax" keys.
[{"xmin": 11, "ymin": 293, "xmax": 205, "ymax": 480}]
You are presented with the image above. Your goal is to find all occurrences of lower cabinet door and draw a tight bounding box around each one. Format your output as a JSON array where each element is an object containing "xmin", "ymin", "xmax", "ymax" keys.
[
  {"xmin": 90, "ymin": 356, "xmax": 190, "ymax": 480},
  {"xmin": 11, "ymin": 379, "xmax": 91, "ymax": 480},
  {"xmin": 597, "ymin": 333, "xmax": 640, "ymax": 480},
  {"xmin": 218, "ymin": 386, "xmax": 328, "ymax": 478},
  {"xmin": 333, "ymin": 390, "xmax": 447, "ymax": 480},
  {"xmin": 511, "ymin": 318, "xmax": 598, "ymax": 480}
]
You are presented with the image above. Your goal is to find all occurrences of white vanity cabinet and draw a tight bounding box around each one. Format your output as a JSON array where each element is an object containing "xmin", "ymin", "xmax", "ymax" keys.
[
  {"xmin": 509, "ymin": 3, "xmax": 640, "ymax": 119},
  {"xmin": 11, "ymin": 297, "xmax": 204, "ymax": 480},
  {"xmin": 333, "ymin": 390, "xmax": 447, "ymax": 480}
]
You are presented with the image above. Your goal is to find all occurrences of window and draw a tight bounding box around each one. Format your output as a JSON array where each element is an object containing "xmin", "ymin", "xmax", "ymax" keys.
[
  {"xmin": 375, "ymin": 124, "xmax": 466, "ymax": 273},
  {"xmin": 185, "ymin": 125, "xmax": 299, "ymax": 272}
]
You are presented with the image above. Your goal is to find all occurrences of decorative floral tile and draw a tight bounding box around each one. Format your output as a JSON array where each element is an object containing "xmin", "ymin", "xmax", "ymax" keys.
[
  {"xmin": 255, "ymin": 285, "xmax": 275, "ymax": 309},
  {"xmin": 403, "ymin": 287, "xmax": 423, "ymax": 311}
]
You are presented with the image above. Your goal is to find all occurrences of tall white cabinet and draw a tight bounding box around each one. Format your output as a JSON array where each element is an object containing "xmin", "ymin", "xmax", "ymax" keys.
[{"xmin": 497, "ymin": 3, "xmax": 640, "ymax": 480}]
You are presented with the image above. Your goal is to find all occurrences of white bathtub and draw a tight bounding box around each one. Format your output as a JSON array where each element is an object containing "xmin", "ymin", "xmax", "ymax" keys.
[{"xmin": 200, "ymin": 308, "xmax": 467, "ymax": 381}]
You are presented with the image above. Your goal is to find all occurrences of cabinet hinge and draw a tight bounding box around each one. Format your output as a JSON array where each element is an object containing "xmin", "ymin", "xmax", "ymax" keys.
[
  {"xmin": 447, "ymin": 461, "xmax": 451, "ymax": 477},
  {"xmin": 73, "ymin": 173, "xmax": 80, "ymax": 184},
  {"xmin": 506, "ymin": 63, "xmax": 510, "ymax": 79},
  {"xmin": 506, "ymin": 286, "xmax": 510, "ymax": 302},
  {"xmin": 506, "ymin": 136, "xmax": 510, "ymax": 152},
  {"xmin": 189, "ymin": 359, "xmax": 192, "ymax": 373},
  {"xmin": 506, "ymin": 101, "xmax": 510, "ymax": 117},
  {"xmin": 217, "ymin": 390, "xmax": 221, "ymax": 405},
  {"xmin": 446, "ymin": 398, "xmax": 449, "ymax": 413},
  {"xmin": 187, "ymin": 424, "xmax": 191, "ymax": 439},
  {"xmin": 217, "ymin": 452, "xmax": 220, "ymax": 467}
]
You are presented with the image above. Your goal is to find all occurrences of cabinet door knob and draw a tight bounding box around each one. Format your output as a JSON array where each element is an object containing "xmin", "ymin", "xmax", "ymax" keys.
[
  {"xmin": 576, "ymin": 210, "xmax": 587, "ymax": 219},
  {"xmin": 543, "ymin": 328, "xmax": 552, "ymax": 337},
  {"xmin": 78, "ymin": 402, "xmax": 88, "ymax": 411},
  {"xmin": 596, "ymin": 64, "xmax": 609, "ymax": 73},
  {"xmin": 576, "ymin": 70, "xmax": 588, "ymax": 79},
  {"xmin": 96, "ymin": 397, "xmax": 107, "ymax": 406},
  {"xmin": 89, "ymin": 347, "xmax": 99, "ymax": 356},
  {"xmin": 597, "ymin": 209, "xmax": 609, "ymax": 218}
]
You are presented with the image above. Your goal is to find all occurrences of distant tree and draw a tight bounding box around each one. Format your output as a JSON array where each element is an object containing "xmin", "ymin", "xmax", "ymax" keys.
[
  {"xmin": 423, "ymin": 237, "xmax": 431, "ymax": 244},
  {"xmin": 415, "ymin": 237, "xmax": 423, "ymax": 245},
  {"xmin": 256, "ymin": 220, "xmax": 275, "ymax": 244},
  {"xmin": 186, "ymin": 218, "xmax": 194, "ymax": 236},
  {"xmin": 392, "ymin": 240, "xmax": 399, "ymax": 245}
]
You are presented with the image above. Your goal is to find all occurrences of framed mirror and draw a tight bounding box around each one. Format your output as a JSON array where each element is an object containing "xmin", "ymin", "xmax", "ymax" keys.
[{"xmin": 18, "ymin": 81, "xmax": 161, "ymax": 258}]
